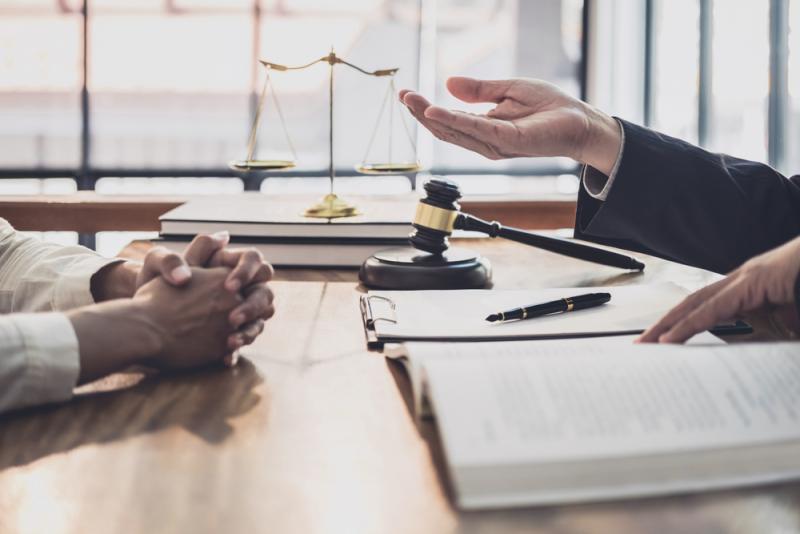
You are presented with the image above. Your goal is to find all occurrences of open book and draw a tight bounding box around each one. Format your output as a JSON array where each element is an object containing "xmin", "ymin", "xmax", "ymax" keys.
[{"xmin": 389, "ymin": 338, "xmax": 800, "ymax": 509}]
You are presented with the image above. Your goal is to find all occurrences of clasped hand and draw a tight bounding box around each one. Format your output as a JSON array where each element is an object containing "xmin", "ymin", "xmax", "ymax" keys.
[
  {"xmin": 135, "ymin": 232, "xmax": 274, "ymax": 361},
  {"xmin": 74, "ymin": 233, "xmax": 274, "ymax": 384}
]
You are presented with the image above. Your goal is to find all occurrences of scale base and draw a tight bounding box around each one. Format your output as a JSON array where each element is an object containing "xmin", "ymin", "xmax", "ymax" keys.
[
  {"xmin": 304, "ymin": 193, "xmax": 361, "ymax": 219},
  {"xmin": 359, "ymin": 247, "xmax": 492, "ymax": 290}
]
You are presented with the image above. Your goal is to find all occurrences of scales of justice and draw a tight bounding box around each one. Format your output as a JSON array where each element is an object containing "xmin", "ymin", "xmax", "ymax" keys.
[{"xmin": 229, "ymin": 49, "xmax": 421, "ymax": 219}]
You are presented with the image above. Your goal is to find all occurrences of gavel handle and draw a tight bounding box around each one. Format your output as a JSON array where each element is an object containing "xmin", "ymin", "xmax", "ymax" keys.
[{"xmin": 455, "ymin": 213, "xmax": 645, "ymax": 271}]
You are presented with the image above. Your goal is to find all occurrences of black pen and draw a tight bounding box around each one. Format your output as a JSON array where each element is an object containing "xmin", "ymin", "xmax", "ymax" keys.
[{"xmin": 486, "ymin": 292, "xmax": 612, "ymax": 322}]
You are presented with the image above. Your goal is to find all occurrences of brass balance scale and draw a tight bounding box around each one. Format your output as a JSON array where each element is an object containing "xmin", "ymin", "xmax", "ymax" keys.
[{"xmin": 229, "ymin": 49, "xmax": 421, "ymax": 219}]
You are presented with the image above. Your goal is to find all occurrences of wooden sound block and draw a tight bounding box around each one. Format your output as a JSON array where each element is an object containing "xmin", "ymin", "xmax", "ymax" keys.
[{"xmin": 359, "ymin": 247, "xmax": 492, "ymax": 290}]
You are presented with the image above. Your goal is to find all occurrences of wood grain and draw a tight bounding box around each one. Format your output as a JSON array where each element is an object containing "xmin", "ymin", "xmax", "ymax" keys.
[
  {"xmin": 0, "ymin": 193, "xmax": 186, "ymax": 232},
  {"xmin": 0, "ymin": 239, "xmax": 794, "ymax": 534},
  {"xmin": 0, "ymin": 192, "xmax": 576, "ymax": 232}
]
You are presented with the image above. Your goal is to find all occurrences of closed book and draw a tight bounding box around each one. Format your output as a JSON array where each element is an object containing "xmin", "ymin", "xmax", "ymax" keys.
[
  {"xmin": 155, "ymin": 235, "xmax": 405, "ymax": 268},
  {"xmin": 159, "ymin": 195, "xmax": 415, "ymax": 240}
]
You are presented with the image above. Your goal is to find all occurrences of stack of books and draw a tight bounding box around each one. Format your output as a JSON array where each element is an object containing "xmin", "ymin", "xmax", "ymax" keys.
[{"xmin": 156, "ymin": 195, "xmax": 414, "ymax": 267}]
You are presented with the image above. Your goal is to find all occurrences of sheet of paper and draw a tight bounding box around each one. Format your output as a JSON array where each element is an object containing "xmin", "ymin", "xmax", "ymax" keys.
[
  {"xmin": 370, "ymin": 284, "xmax": 689, "ymax": 340},
  {"xmin": 419, "ymin": 341, "xmax": 800, "ymax": 467}
]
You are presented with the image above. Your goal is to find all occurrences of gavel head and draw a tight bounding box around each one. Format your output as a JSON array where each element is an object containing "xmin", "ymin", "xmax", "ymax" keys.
[{"xmin": 409, "ymin": 178, "xmax": 462, "ymax": 255}]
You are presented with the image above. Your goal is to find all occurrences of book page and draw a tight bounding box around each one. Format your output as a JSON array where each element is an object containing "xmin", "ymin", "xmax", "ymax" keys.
[
  {"xmin": 420, "ymin": 341, "xmax": 800, "ymax": 466},
  {"xmin": 370, "ymin": 284, "xmax": 689, "ymax": 340}
]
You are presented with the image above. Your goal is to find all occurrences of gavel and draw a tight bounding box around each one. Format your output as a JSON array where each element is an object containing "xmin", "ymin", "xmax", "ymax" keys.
[{"xmin": 409, "ymin": 178, "xmax": 645, "ymax": 271}]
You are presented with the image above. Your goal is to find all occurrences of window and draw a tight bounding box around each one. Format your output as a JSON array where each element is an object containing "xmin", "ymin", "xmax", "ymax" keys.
[
  {"xmin": 650, "ymin": 0, "xmax": 700, "ymax": 144},
  {"xmin": 0, "ymin": 1, "xmax": 82, "ymax": 168},
  {"xmin": 708, "ymin": 0, "xmax": 771, "ymax": 162},
  {"xmin": 645, "ymin": 0, "xmax": 795, "ymax": 174},
  {"xmin": 0, "ymin": 1, "xmax": 586, "ymax": 180},
  {"xmin": 787, "ymin": 0, "xmax": 800, "ymax": 173},
  {"xmin": 0, "ymin": 0, "xmax": 587, "ymax": 253}
]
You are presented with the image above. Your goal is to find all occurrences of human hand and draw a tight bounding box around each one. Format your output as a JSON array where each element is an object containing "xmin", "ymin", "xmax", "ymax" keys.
[
  {"xmin": 134, "ymin": 232, "xmax": 230, "ymax": 289},
  {"xmin": 89, "ymin": 233, "xmax": 232, "ymax": 302},
  {"xmin": 136, "ymin": 233, "xmax": 276, "ymax": 358},
  {"xmin": 90, "ymin": 232, "xmax": 274, "ymax": 365},
  {"xmin": 638, "ymin": 236, "xmax": 800, "ymax": 343},
  {"xmin": 133, "ymin": 267, "xmax": 242, "ymax": 369},
  {"xmin": 181, "ymin": 234, "xmax": 275, "ymax": 356},
  {"xmin": 400, "ymin": 76, "xmax": 622, "ymax": 175}
]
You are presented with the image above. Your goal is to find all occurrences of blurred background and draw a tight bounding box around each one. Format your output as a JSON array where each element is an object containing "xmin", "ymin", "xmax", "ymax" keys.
[{"xmin": 0, "ymin": 0, "xmax": 797, "ymax": 254}]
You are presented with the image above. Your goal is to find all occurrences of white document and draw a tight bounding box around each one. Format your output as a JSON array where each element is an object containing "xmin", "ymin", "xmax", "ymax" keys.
[
  {"xmin": 369, "ymin": 283, "xmax": 689, "ymax": 341},
  {"xmin": 388, "ymin": 333, "xmax": 722, "ymax": 424},
  {"xmin": 410, "ymin": 340, "xmax": 800, "ymax": 508}
]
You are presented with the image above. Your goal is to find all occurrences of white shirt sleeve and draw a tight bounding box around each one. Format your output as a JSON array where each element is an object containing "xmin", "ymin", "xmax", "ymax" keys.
[
  {"xmin": 0, "ymin": 313, "xmax": 81, "ymax": 412},
  {"xmin": 0, "ymin": 219, "xmax": 121, "ymax": 413},
  {"xmin": 582, "ymin": 118, "xmax": 626, "ymax": 201}
]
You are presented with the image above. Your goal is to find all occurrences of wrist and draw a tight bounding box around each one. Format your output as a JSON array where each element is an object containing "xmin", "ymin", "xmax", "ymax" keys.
[
  {"xmin": 577, "ymin": 105, "xmax": 622, "ymax": 176},
  {"xmin": 90, "ymin": 261, "xmax": 139, "ymax": 302},
  {"xmin": 126, "ymin": 298, "xmax": 168, "ymax": 362},
  {"xmin": 69, "ymin": 299, "xmax": 164, "ymax": 384}
]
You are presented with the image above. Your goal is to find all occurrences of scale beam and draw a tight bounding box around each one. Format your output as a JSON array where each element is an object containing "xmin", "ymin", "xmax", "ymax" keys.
[{"xmin": 259, "ymin": 52, "xmax": 399, "ymax": 78}]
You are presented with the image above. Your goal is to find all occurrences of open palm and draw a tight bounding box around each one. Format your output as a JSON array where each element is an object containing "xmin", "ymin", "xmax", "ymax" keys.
[{"xmin": 401, "ymin": 76, "xmax": 609, "ymax": 167}]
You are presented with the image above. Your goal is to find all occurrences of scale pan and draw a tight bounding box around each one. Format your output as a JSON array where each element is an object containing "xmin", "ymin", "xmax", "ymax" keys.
[
  {"xmin": 355, "ymin": 162, "xmax": 421, "ymax": 175},
  {"xmin": 228, "ymin": 159, "xmax": 296, "ymax": 172}
]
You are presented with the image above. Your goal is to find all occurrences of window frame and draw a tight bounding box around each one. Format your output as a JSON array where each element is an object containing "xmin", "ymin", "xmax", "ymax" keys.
[{"xmin": 642, "ymin": 0, "xmax": 790, "ymax": 171}]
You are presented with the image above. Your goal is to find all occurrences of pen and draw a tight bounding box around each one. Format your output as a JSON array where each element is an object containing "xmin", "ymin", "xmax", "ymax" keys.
[{"xmin": 486, "ymin": 292, "xmax": 612, "ymax": 322}]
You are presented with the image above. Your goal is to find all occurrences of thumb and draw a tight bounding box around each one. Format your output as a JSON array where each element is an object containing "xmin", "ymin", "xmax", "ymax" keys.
[
  {"xmin": 184, "ymin": 231, "xmax": 230, "ymax": 266},
  {"xmin": 446, "ymin": 76, "xmax": 514, "ymax": 104},
  {"xmin": 137, "ymin": 247, "xmax": 191, "ymax": 289}
]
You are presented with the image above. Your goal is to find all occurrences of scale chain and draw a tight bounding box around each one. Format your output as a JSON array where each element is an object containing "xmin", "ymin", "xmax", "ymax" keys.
[
  {"xmin": 361, "ymin": 76, "xmax": 396, "ymax": 166},
  {"xmin": 245, "ymin": 70, "xmax": 271, "ymax": 162},
  {"xmin": 268, "ymin": 70, "xmax": 298, "ymax": 162}
]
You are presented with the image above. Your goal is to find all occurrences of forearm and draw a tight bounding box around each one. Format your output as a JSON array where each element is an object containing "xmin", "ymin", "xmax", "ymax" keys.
[
  {"xmin": 67, "ymin": 300, "xmax": 162, "ymax": 384},
  {"xmin": 0, "ymin": 222, "xmax": 120, "ymax": 312},
  {"xmin": 0, "ymin": 312, "xmax": 82, "ymax": 413},
  {"xmin": 575, "ymin": 119, "xmax": 800, "ymax": 273}
]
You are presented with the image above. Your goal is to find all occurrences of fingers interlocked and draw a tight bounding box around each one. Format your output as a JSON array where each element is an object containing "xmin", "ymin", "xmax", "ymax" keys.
[{"xmin": 142, "ymin": 232, "xmax": 275, "ymax": 363}]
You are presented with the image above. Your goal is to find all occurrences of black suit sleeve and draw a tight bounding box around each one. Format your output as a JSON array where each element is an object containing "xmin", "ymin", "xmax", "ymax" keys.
[{"xmin": 574, "ymin": 119, "xmax": 800, "ymax": 275}]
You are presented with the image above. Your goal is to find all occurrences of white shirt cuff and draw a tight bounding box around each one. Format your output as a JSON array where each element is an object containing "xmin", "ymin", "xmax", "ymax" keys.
[
  {"xmin": 53, "ymin": 254, "xmax": 124, "ymax": 311},
  {"xmin": 582, "ymin": 118, "xmax": 626, "ymax": 201},
  {"xmin": 0, "ymin": 313, "xmax": 80, "ymax": 412}
]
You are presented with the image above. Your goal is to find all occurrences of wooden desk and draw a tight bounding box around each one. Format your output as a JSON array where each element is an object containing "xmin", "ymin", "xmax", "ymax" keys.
[{"xmin": 0, "ymin": 240, "xmax": 794, "ymax": 534}]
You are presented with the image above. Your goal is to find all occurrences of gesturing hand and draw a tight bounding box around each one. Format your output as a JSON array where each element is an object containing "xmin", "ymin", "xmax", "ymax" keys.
[
  {"xmin": 639, "ymin": 236, "xmax": 800, "ymax": 343},
  {"xmin": 401, "ymin": 76, "xmax": 622, "ymax": 175}
]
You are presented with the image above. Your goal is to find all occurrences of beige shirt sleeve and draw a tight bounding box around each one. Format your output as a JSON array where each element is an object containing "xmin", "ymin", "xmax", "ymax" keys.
[
  {"xmin": 582, "ymin": 118, "xmax": 626, "ymax": 201},
  {"xmin": 0, "ymin": 219, "xmax": 121, "ymax": 413}
]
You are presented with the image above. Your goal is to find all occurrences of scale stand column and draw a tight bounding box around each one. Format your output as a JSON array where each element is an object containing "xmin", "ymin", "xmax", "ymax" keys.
[{"xmin": 304, "ymin": 50, "xmax": 360, "ymax": 219}]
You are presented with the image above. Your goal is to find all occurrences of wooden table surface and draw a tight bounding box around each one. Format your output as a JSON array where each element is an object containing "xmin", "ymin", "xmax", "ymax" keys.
[{"xmin": 0, "ymin": 239, "xmax": 796, "ymax": 534}]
